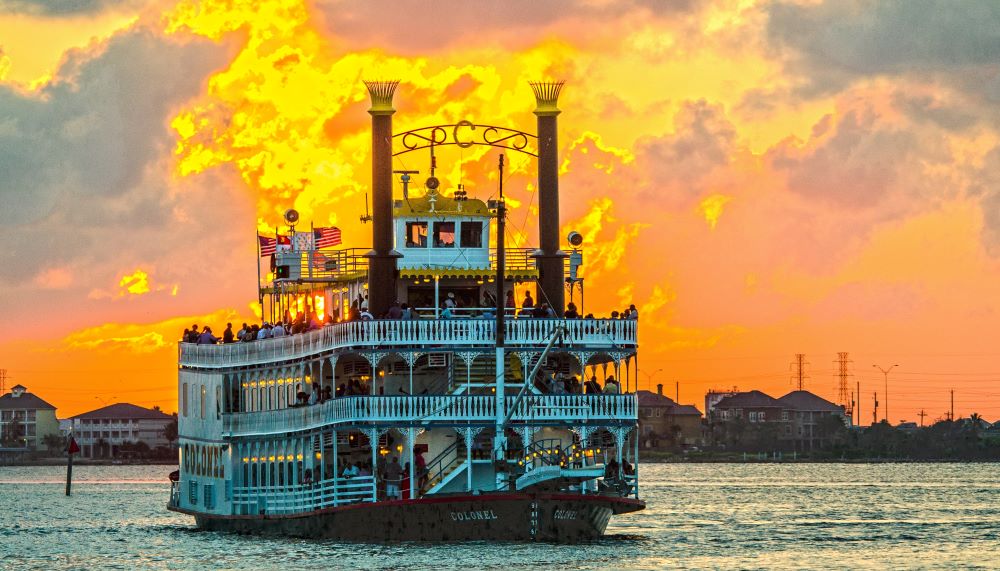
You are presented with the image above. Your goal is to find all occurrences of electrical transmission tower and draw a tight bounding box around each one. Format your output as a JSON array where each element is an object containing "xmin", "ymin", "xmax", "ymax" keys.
[
  {"xmin": 835, "ymin": 352, "xmax": 853, "ymax": 416},
  {"xmin": 790, "ymin": 354, "xmax": 809, "ymax": 391}
]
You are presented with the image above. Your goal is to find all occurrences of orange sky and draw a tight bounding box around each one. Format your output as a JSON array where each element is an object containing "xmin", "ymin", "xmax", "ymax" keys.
[{"xmin": 1, "ymin": 0, "xmax": 999, "ymax": 424}]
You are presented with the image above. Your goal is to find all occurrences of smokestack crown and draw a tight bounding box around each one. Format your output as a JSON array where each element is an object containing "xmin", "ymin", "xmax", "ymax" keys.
[
  {"xmin": 529, "ymin": 81, "xmax": 564, "ymax": 116},
  {"xmin": 364, "ymin": 80, "xmax": 399, "ymax": 115}
]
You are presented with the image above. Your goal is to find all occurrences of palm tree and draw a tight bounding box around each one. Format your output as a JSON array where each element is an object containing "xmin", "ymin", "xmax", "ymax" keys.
[
  {"xmin": 42, "ymin": 433, "xmax": 66, "ymax": 456},
  {"xmin": 162, "ymin": 416, "xmax": 179, "ymax": 448},
  {"xmin": 969, "ymin": 413, "xmax": 983, "ymax": 440}
]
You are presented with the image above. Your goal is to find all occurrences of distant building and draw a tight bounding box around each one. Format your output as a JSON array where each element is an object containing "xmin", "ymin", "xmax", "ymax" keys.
[
  {"xmin": 704, "ymin": 389, "xmax": 739, "ymax": 419},
  {"xmin": 69, "ymin": 403, "xmax": 174, "ymax": 458},
  {"xmin": 777, "ymin": 390, "xmax": 849, "ymax": 450},
  {"xmin": 0, "ymin": 384, "xmax": 61, "ymax": 451},
  {"xmin": 711, "ymin": 390, "xmax": 786, "ymax": 424},
  {"xmin": 637, "ymin": 385, "xmax": 703, "ymax": 448}
]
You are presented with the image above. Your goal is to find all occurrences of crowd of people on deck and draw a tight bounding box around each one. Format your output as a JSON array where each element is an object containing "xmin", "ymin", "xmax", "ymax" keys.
[
  {"xmin": 181, "ymin": 290, "xmax": 638, "ymax": 346},
  {"xmin": 534, "ymin": 372, "xmax": 622, "ymax": 395}
]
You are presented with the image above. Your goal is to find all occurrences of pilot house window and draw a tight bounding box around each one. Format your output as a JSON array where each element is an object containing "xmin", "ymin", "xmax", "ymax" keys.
[
  {"xmin": 406, "ymin": 222, "xmax": 428, "ymax": 248},
  {"xmin": 433, "ymin": 222, "xmax": 455, "ymax": 247},
  {"xmin": 460, "ymin": 221, "xmax": 483, "ymax": 248}
]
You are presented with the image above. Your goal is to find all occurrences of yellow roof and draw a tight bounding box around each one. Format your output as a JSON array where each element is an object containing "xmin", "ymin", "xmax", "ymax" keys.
[{"xmin": 394, "ymin": 195, "xmax": 492, "ymax": 217}]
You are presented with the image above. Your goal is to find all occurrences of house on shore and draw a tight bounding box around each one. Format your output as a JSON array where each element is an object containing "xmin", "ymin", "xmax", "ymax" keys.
[
  {"xmin": 69, "ymin": 403, "xmax": 174, "ymax": 458},
  {"xmin": 0, "ymin": 384, "xmax": 61, "ymax": 451},
  {"xmin": 637, "ymin": 385, "xmax": 704, "ymax": 448}
]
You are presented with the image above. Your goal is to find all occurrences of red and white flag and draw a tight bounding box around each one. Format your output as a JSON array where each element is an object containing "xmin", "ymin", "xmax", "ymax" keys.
[
  {"xmin": 67, "ymin": 436, "xmax": 80, "ymax": 455},
  {"xmin": 314, "ymin": 227, "xmax": 342, "ymax": 248}
]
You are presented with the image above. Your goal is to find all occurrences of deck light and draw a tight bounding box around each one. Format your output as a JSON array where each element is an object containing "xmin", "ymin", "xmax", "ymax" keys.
[
  {"xmin": 296, "ymin": 454, "xmax": 303, "ymax": 460},
  {"xmin": 315, "ymin": 452, "xmax": 322, "ymax": 459},
  {"xmin": 243, "ymin": 457, "xmax": 249, "ymax": 463}
]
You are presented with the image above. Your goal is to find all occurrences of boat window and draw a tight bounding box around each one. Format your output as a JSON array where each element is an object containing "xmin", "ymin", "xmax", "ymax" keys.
[
  {"xmin": 406, "ymin": 222, "xmax": 428, "ymax": 247},
  {"xmin": 201, "ymin": 385, "xmax": 207, "ymax": 419},
  {"xmin": 433, "ymin": 221, "xmax": 455, "ymax": 248},
  {"xmin": 182, "ymin": 383, "xmax": 188, "ymax": 417},
  {"xmin": 460, "ymin": 221, "xmax": 483, "ymax": 248}
]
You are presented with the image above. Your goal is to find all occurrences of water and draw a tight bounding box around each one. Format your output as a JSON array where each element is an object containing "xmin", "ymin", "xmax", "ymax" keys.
[{"xmin": 2, "ymin": 463, "xmax": 998, "ymax": 570}]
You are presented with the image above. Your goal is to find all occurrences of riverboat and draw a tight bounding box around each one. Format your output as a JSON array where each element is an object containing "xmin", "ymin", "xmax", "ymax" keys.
[{"xmin": 167, "ymin": 80, "xmax": 644, "ymax": 541}]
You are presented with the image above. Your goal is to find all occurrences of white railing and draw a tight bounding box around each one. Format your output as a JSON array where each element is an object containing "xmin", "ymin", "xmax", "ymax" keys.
[
  {"xmin": 223, "ymin": 394, "xmax": 637, "ymax": 437},
  {"xmin": 179, "ymin": 318, "xmax": 637, "ymax": 368},
  {"xmin": 232, "ymin": 476, "xmax": 374, "ymax": 515}
]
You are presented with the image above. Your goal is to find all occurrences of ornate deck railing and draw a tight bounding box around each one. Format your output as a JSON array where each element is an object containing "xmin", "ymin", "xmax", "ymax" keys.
[
  {"xmin": 179, "ymin": 318, "xmax": 637, "ymax": 369},
  {"xmin": 232, "ymin": 476, "xmax": 375, "ymax": 515},
  {"xmin": 222, "ymin": 394, "xmax": 637, "ymax": 437}
]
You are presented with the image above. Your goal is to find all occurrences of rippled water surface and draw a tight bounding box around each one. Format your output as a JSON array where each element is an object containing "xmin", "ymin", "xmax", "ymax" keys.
[{"xmin": 2, "ymin": 463, "xmax": 999, "ymax": 569}]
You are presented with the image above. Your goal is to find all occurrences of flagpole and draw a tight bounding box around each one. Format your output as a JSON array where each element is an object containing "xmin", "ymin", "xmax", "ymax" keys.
[
  {"xmin": 275, "ymin": 226, "xmax": 280, "ymax": 323},
  {"xmin": 308, "ymin": 221, "xmax": 314, "ymax": 280},
  {"xmin": 256, "ymin": 231, "xmax": 263, "ymax": 317}
]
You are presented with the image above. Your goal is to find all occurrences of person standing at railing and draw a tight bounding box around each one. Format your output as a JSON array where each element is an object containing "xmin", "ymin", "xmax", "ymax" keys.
[
  {"xmin": 342, "ymin": 462, "xmax": 359, "ymax": 479},
  {"xmin": 603, "ymin": 376, "xmax": 620, "ymax": 395},
  {"xmin": 271, "ymin": 321, "xmax": 286, "ymax": 337},
  {"xmin": 387, "ymin": 302, "xmax": 403, "ymax": 319},
  {"xmin": 522, "ymin": 291, "xmax": 533, "ymax": 310},
  {"xmin": 198, "ymin": 327, "xmax": 220, "ymax": 345},
  {"xmin": 222, "ymin": 323, "xmax": 235, "ymax": 343},
  {"xmin": 415, "ymin": 449, "xmax": 427, "ymax": 493},
  {"xmin": 627, "ymin": 304, "xmax": 639, "ymax": 320},
  {"xmin": 402, "ymin": 461, "xmax": 412, "ymax": 499},
  {"xmin": 384, "ymin": 456, "xmax": 403, "ymax": 500},
  {"xmin": 564, "ymin": 302, "xmax": 580, "ymax": 319}
]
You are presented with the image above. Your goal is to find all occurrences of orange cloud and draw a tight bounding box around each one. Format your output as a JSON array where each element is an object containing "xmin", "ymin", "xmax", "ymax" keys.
[{"xmin": 33, "ymin": 267, "xmax": 74, "ymax": 289}]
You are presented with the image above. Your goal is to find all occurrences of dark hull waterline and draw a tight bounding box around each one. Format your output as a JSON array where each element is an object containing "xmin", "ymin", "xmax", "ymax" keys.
[{"xmin": 169, "ymin": 493, "xmax": 644, "ymax": 542}]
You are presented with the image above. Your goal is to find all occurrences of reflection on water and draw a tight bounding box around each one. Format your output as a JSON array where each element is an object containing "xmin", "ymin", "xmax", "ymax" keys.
[{"xmin": 1, "ymin": 463, "xmax": 999, "ymax": 569}]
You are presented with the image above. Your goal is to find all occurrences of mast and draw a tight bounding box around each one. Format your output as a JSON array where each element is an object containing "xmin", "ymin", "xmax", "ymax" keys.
[{"xmin": 494, "ymin": 154, "xmax": 507, "ymax": 488}]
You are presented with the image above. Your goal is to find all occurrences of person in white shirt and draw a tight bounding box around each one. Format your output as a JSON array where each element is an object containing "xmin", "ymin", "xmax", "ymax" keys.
[
  {"xmin": 342, "ymin": 462, "xmax": 359, "ymax": 478},
  {"xmin": 445, "ymin": 292, "xmax": 456, "ymax": 308},
  {"xmin": 271, "ymin": 323, "xmax": 286, "ymax": 337}
]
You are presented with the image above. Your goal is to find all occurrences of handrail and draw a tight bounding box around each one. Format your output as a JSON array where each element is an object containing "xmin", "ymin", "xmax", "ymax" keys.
[
  {"xmin": 221, "ymin": 394, "xmax": 637, "ymax": 437},
  {"xmin": 179, "ymin": 318, "xmax": 637, "ymax": 369},
  {"xmin": 422, "ymin": 440, "xmax": 462, "ymax": 491},
  {"xmin": 231, "ymin": 475, "xmax": 375, "ymax": 515}
]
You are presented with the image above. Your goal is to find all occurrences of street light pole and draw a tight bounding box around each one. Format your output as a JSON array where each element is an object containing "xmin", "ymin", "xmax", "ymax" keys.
[{"xmin": 872, "ymin": 364, "xmax": 898, "ymax": 424}]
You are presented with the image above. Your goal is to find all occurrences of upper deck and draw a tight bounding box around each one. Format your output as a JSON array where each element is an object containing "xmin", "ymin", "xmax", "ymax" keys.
[{"xmin": 179, "ymin": 317, "xmax": 637, "ymax": 369}]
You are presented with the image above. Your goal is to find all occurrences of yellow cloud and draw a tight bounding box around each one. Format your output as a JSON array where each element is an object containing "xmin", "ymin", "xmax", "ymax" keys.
[
  {"xmin": 698, "ymin": 194, "xmax": 732, "ymax": 230},
  {"xmin": 118, "ymin": 269, "xmax": 151, "ymax": 296}
]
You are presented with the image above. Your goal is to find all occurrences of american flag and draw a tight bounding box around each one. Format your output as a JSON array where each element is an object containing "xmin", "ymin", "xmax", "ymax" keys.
[
  {"xmin": 258, "ymin": 235, "xmax": 276, "ymax": 257},
  {"xmin": 314, "ymin": 227, "xmax": 342, "ymax": 248}
]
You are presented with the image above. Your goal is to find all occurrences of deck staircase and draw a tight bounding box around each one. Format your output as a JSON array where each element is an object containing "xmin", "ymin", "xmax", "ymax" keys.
[
  {"xmin": 452, "ymin": 355, "xmax": 523, "ymax": 394},
  {"xmin": 422, "ymin": 440, "xmax": 467, "ymax": 494}
]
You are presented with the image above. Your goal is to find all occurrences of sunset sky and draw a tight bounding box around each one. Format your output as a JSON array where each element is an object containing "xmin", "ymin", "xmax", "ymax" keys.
[{"xmin": 1, "ymin": 0, "xmax": 999, "ymax": 423}]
